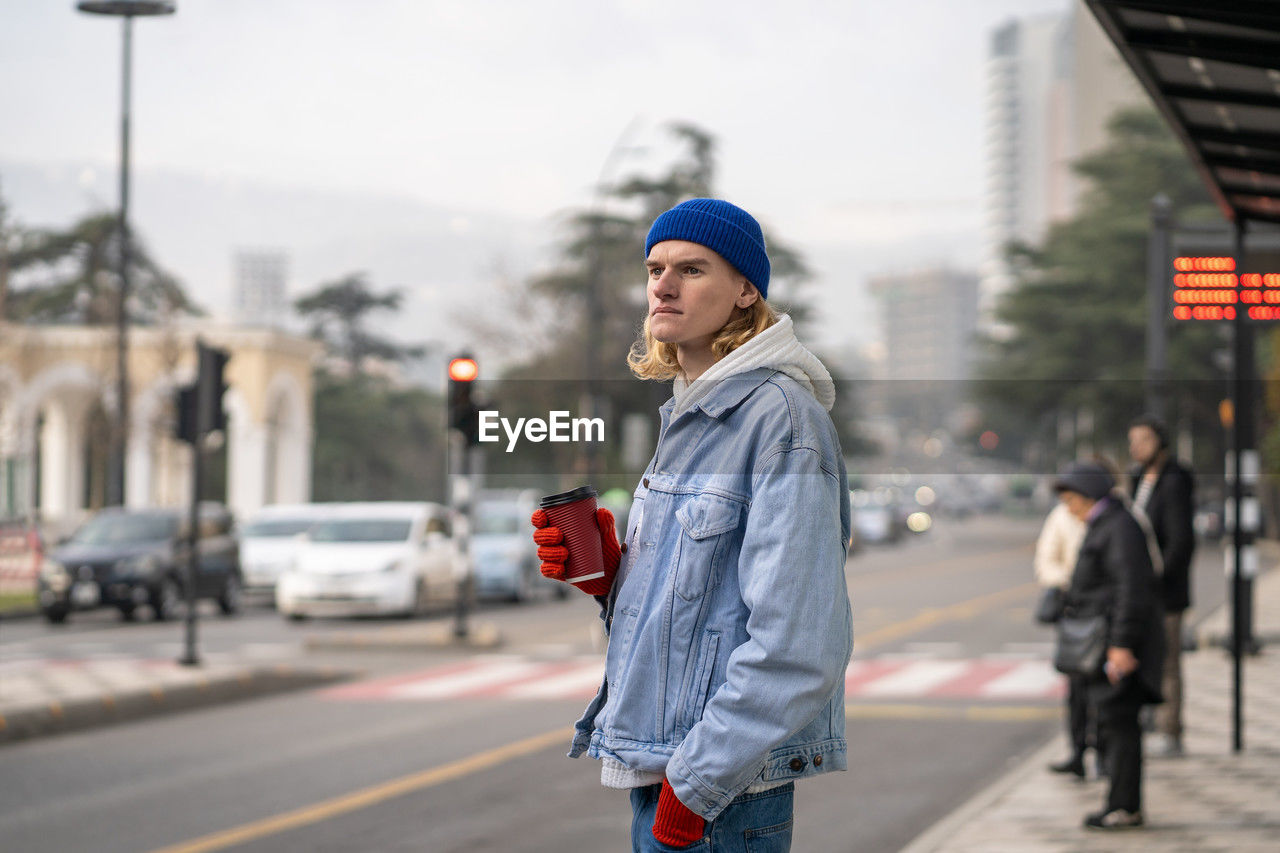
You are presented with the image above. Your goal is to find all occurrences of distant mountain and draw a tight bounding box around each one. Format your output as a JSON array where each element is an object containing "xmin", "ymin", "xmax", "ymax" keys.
[
  {"xmin": 1, "ymin": 160, "xmax": 983, "ymax": 368},
  {"xmin": 0, "ymin": 160, "xmax": 551, "ymax": 353}
]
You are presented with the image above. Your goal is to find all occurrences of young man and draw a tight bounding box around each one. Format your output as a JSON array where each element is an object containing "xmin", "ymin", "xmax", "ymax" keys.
[
  {"xmin": 1127, "ymin": 415, "xmax": 1195, "ymax": 757},
  {"xmin": 532, "ymin": 198, "xmax": 852, "ymax": 851},
  {"xmin": 1055, "ymin": 461, "xmax": 1165, "ymax": 830}
]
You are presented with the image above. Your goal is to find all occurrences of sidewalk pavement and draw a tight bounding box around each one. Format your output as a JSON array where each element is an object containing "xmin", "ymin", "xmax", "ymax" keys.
[
  {"xmin": 905, "ymin": 565, "xmax": 1280, "ymax": 853},
  {"xmin": 0, "ymin": 656, "xmax": 349, "ymax": 744}
]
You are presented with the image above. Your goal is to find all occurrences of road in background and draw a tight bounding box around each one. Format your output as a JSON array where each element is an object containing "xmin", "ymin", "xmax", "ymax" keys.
[{"xmin": 0, "ymin": 515, "xmax": 1228, "ymax": 852}]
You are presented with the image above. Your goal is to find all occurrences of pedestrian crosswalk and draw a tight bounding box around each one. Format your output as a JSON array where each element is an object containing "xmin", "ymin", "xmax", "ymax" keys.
[{"xmin": 320, "ymin": 654, "xmax": 1067, "ymax": 703}]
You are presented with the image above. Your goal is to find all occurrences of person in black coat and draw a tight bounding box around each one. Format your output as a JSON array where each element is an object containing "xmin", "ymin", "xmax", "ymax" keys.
[
  {"xmin": 1055, "ymin": 462, "xmax": 1165, "ymax": 830},
  {"xmin": 1128, "ymin": 415, "xmax": 1195, "ymax": 756}
]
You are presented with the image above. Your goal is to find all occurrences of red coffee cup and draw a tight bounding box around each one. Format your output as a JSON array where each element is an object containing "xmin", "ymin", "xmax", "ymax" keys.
[{"xmin": 539, "ymin": 486, "xmax": 606, "ymax": 586}]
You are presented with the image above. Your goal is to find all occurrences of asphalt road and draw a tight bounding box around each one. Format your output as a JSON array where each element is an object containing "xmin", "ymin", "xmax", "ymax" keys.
[{"xmin": 0, "ymin": 515, "xmax": 1229, "ymax": 853}]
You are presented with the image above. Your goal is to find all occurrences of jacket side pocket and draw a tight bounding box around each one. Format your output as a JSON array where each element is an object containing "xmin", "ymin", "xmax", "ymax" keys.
[{"xmin": 681, "ymin": 630, "xmax": 720, "ymax": 733}]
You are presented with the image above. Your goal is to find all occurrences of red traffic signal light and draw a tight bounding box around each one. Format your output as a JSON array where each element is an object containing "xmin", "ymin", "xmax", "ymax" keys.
[
  {"xmin": 448, "ymin": 357, "xmax": 479, "ymax": 383},
  {"xmin": 448, "ymin": 354, "xmax": 481, "ymax": 445}
]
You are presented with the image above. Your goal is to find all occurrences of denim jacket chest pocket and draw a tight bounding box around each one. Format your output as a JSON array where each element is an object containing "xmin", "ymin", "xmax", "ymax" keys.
[{"xmin": 673, "ymin": 493, "xmax": 744, "ymax": 601}]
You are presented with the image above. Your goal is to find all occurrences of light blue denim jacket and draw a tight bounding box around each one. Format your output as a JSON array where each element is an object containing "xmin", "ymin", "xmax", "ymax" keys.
[{"xmin": 569, "ymin": 367, "xmax": 853, "ymax": 821}]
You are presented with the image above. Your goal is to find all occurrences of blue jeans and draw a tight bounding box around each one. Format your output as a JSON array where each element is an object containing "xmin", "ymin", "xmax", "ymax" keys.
[{"xmin": 629, "ymin": 782, "xmax": 795, "ymax": 852}]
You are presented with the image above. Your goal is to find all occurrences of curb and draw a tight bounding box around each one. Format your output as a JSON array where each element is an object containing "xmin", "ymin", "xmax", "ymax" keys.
[
  {"xmin": 900, "ymin": 736, "xmax": 1064, "ymax": 853},
  {"xmin": 304, "ymin": 622, "xmax": 503, "ymax": 652},
  {"xmin": 0, "ymin": 664, "xmax": 350, "ymax": 745},
  {"xmin": 1194, "ymin": 629, "xmax": 1279, "ymax": 651}
]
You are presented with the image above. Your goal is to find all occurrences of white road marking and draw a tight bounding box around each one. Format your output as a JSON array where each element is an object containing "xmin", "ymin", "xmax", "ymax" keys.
[
  {"xmin": 980, "ymin": 661, "xmax": 1065, "ymax": 697},
  {"xmin": 505, "ymin": 662, "xmax": 605, "ymax": 698},
  {"xmin": 319, "ymin": 656, "xmax": 1067, "ymax": 703},
  {"xmin": 859, "ymin": 660, "xmax": 972, "ymax": 696}
]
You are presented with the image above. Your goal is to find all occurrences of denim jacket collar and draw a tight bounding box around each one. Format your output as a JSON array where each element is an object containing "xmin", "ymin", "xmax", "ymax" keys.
[{"xmin": 661, "ymin": 367, "xmax": 779, "ymax": 422}]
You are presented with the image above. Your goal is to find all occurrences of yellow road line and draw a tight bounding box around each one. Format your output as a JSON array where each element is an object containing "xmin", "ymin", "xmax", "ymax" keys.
[
  {"xmin": 847, "ymin": 703, "xmax": 1060, "ymax": 722},
  {"xmin": 147, "ymin": 726, "xmax": 574, "ymax": 853},
  {"xmin": 854, "ymin": 582, "xmax": 1040, "ymax": 651},
  {"xmin": 848, "ymin": 544, "xmax": 1032, "ymax": 590}
]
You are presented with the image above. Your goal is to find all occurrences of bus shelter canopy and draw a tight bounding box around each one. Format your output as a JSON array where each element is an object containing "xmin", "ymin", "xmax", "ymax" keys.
[{"xmin": 1086, "ymin": 1, "xmax": 1280, "ymax": 225}]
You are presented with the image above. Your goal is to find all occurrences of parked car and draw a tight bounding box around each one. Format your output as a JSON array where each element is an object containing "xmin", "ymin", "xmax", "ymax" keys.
[
  {"xmin": 850, "ymin": 489, "xmax": 904, "ymax": 545},
  {"xmin": 472, "ymin": 490, "xmax": 566, "ymax": 602},
  {"xmin": 276, "ymin": 502, "xmax": 460, "ymax": 620},
  {"xmin": 37, "ymin": 505, "xmax": 242, "ymax": 624},
  {"xmin": 236, "ymin": 503, "xmax": 337, "ymax": 603},
  {"xmin": 1194, "ymin": 500, "xmax": 1224, "ymax": 541}
]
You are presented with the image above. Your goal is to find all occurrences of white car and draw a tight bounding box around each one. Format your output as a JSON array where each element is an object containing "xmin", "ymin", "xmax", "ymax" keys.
[
  {"xmin": 276, "ymin": 502, "xmax": 461, "ymax": 619},
  {"xmin": 237, "ymin": 504, "xmax": 337, "ymax": 601}
]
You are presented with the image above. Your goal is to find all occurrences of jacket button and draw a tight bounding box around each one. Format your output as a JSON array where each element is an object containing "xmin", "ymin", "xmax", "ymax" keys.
[
  {"xmin": 813, "ymin": 754, "xmax": 823, "ymax": 767},
  {"xmin": 789, "ymin": 757, "xmax": 806, "ymax": 772},
  {"xmin": 643, "ymin": 478, "xmax": 650, "ymax": 488}
]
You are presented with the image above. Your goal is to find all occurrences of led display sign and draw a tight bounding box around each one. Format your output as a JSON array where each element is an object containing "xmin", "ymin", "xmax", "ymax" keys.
[{"xmin": 1171, "ymin": 257, "xmax": 1280, "ymax": 321}]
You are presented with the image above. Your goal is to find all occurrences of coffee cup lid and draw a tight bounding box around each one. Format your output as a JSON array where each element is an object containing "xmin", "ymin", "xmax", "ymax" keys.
[{"xmin": 540, "ymin": 485, "xmax": 597, "ymax": 509}]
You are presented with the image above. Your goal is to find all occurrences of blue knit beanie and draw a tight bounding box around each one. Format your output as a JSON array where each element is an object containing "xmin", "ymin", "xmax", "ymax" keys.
[{"xmin": 645, "ymin": 198, "xmax": 771, "ymax": 298}]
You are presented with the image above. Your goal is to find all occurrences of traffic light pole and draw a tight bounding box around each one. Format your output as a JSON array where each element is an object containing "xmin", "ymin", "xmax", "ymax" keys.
[
  {"xmin": 1228, "ymin": 221, "xmax": 1258, "ymax": 752},
  {"xmin": 179, "ymin": 429, "xmax": 201, "ymax": 667},
  {"xmin": 176, "ymin": 340, "xmax": 230, "ymax": 667},
  {"xmin": 450, "ymin": 430, "xmax": 474, "ymax": 641},
  {"xmin": 1145, "ymin": 194, "xmax": 1171, "ymax": 420},
  {"xmin": 447, "ymin": 355, "xmax": 481, "ymax": 641}
]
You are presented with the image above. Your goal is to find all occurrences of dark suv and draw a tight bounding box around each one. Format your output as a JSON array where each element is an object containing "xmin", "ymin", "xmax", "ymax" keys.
[{"xmin": 37, "ymin": 505, "xmax": 242, "ymax": 623}]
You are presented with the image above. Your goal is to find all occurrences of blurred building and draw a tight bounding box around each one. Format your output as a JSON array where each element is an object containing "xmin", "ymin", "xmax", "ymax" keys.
[
  {"xmin": 233, "ymin": 249, "xmax": 289, "ymax": 327},
  {"xmin": 869, "ymin": 267, "xmax": 979, "ymax": 425},
  {"xmin": 980, "ymin": 3, "xmax": 1144, "ymax": 326},
  {"xmin": 0, "ymin": 322, "xmax": 319, "ymax": 527}
]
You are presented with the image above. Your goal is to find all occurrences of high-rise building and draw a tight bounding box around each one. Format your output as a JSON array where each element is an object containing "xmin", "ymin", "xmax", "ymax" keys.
[
  {"xmin": 870, "ymin": 267, "xmax": 980, "ymax": 383},
  {"xmin": 869, "ymin": 267, "xmax": 980, "ymax": 426},
  {"xmin": 233, "ymin": 249, "xmax": 289, "ymax": 327},
  {"xmin": 980, "ymin": 3, "xmax": 1144, "ymax": 326}
]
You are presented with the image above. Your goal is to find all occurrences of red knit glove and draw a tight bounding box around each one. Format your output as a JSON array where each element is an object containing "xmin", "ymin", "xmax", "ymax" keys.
[
  {"xmin": 529, "ymin": 507, "xmax": 622, "ymax": 597},
  {"xmin": 653, "ymin": 779, "xmax": 706, "ymax": 847}
]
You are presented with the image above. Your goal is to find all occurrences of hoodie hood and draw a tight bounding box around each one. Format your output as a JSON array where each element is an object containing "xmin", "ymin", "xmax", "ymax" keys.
[{"xmin": 672, "ymin": 314, "xmax": 835, "ymax": 415}]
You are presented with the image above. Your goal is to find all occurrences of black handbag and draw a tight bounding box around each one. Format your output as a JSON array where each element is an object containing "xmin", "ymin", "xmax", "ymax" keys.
[
  {"xmin": 1053, "ymin": 613, "xmax": 1109, "ymax": 676},
  {"xmin": 1033, "ymin": 587, "xmax": 1065, "ymax": 624}
]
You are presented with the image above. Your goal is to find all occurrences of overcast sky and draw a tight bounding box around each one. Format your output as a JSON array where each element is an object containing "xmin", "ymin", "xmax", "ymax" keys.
[{"xmin": 2, "ymin": 0, "xmax": 1073, "ymax": 354}]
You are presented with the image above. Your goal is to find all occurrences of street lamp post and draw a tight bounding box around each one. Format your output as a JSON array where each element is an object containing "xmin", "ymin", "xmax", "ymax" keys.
[{"xmin": 76, "ymin": 1, "xmax": 176, "ymax": 507}]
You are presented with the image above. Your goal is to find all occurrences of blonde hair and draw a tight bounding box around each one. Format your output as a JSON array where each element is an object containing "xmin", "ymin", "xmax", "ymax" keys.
[{"xmin": 627, "ymin": 297, "xmax": 780, "ymax": 381}]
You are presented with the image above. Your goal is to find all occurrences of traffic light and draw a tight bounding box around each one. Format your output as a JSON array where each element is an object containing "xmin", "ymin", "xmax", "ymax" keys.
[
  {"xmin": 175, "ymin": 383, "xmax": 199, "ymax": 444},
  {"xmin": 448, "ymin": 354, "xmax": 481, "ymax": 445},
  {"xmin": 173, "ymin": 341, "xmax": 231, "ymax": 444},
  {"xmin": 198, "ymin": 342, "xmax": 230, "ymax": 435}
]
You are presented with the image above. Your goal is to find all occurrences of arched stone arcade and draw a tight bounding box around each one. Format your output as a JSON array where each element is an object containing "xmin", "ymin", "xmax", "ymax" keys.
[{"xmin": 0, "ymin": 322, "xmax": 319, "ymax": 527}]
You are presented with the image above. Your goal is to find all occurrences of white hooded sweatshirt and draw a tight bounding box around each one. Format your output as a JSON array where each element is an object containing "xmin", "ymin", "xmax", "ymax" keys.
[{"xmin": 670, "ymin": 314, "xmax": 836, "ymax": 415}]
